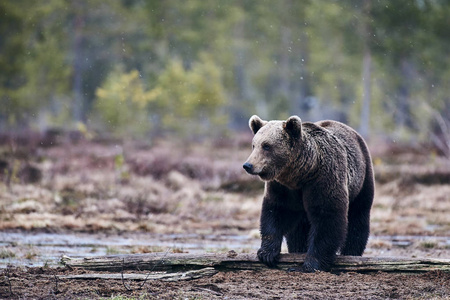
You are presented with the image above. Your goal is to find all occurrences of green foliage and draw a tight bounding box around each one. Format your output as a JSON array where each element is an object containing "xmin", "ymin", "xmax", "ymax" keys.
[
  {"xmin": 0, "ymin": 248, "xmax": 16, "ymax": 259},
  {"xmin": 149, "ymin": 54, "xmax": 227, "ymax": 137},
  {"xmin": 0, "ymin": 0, "xmax": 71, "ymax": 127},
  {"xmin": 306, "ymin": 1, "xmax": 361, "ymax": 123},
  {"xmin": 105, "ymin": 246, "xmax": 123, "ymax": 255},
  {"xmin": 93, "ymin": 66, "xmax": 154, "ymax": 137},
  {"xmin": 105, "ymin": 294, "xmax": 153, "ymax": 300},
  {"xmin": 114, "ymin": 152, "xmax": 130, "ymax": 183},
  {"xmin": 420, "ymin": 242, "xmax": 438, "ymax": 249},
  {"xmin": 1, "ymin": 0, "xmax": 449, "ymax": 144}
]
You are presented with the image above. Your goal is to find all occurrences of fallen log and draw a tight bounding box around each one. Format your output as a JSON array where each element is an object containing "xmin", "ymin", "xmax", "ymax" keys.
[
  {"xmin": 56, "ymin": 267, "xmax": 217, "ymax": 281},
  {"xmin": 61, "ymin": 253, "xmax": 450, "ymax": 274}
]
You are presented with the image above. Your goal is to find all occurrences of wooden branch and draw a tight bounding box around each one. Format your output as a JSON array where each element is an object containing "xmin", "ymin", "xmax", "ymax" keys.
[
  {"xmin": 61, "ymin": 253, "xmax": 450, "ymax": 274},
  {"xmin": 56, "ymin": 267, "xmax": 217, "ymax": 281}
]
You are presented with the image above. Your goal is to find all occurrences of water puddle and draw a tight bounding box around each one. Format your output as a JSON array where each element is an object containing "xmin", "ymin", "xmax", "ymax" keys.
[
  {"xmin": 1, "ymin": 231, "xmax": 448, "ymax": 268},
  {"xmin": 0, "ymin": 231, "xmax": 260, "ymax": 268}
]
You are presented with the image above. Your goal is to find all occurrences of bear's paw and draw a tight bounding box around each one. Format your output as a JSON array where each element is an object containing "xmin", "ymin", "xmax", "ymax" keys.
[{"xmin": 257, "ymin": 247, "xmax": 280, "ymax": 268}]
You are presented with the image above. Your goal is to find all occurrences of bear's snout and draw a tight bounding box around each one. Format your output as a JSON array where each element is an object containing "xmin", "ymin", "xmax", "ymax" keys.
[{"xmin": 243, "ymin": 162, "xmax": 254, "ymax": 174}]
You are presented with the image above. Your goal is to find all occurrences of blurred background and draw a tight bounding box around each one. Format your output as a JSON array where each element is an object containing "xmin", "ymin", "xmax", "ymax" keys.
[
  {"xmin": 0, "ymin": 0, "xmax": 449, "ymax": 268},
  {"xmin": 1, "ymin": 0, "xmax": 449, "ymax": 149}
]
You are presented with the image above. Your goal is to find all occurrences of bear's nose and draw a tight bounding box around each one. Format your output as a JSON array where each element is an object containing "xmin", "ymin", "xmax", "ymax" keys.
[{"xmin": 243, "ymin": 162, "xmax": 253, "ymax": 173}]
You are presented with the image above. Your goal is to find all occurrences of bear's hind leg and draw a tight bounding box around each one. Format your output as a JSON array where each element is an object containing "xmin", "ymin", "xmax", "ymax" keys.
[
  {"xmin": 341, "ymin": 180, "xmax": 374, "ymax": 256},
  {"xmin": 286, "ymin": 210, "xmax": 310, "ymax": 253}
]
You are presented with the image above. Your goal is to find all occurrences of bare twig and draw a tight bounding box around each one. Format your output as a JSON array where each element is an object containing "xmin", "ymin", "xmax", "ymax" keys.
[
  {"xmin": 138, "ymin": 247, "xmax": 171, "ymax": 289},
  {"xmin": 121, "ymin": 258, "xmax": 132, "ymax": 291},
  {"xmin": 119, "ymin": 248, "xmax": 172, "ymax": 291},
  {"xmin": 423, "ymin": 103, "xmax": 450, "ymax": 158},
  {"xmin": 433, "ymin": 111, "xmax": 450, "ymax": 158},
  {"xmin": 53, "ymin": 274, "xmax": 60, "ymax": 294},
  {"xmin": 56, "ymin": 268, "xmax": 218, "ymax": 281},
  {"xmin": 5, "ymin": 266, "xmax": 13, "ymax": 297},
  {"xmin": 194, "ymin": 285, "xmax": 223, "ymax": 296}
]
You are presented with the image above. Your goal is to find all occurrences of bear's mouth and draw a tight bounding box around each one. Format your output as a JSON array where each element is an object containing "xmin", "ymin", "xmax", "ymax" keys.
[
  {"xmin": 257, "ymin": 169, "xmax": 275, "ymax": 181},
  {"xmin": 243, "ymin": 163, "xmax": 275, "ymax": 181}
]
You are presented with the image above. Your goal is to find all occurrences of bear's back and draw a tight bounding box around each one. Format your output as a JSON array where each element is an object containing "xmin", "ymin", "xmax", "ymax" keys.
[
  {"xmin": 314, "ymin": 120, "xmax": 363, "ymax": 150},
  {"xmin": 315, "ymin": 120, "xmax": 354, "ymax": 135},
  {"xmin": 312, "ymin": 120, "xmax": 371, "ymax": 201}
]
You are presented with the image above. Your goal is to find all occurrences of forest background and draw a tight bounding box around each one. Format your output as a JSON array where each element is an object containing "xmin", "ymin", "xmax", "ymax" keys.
[
  {"xmin": 1, "ymin": 2, "xmax": 450, "ymax": 298},
  {"xmin": 1, "ymin": 0, "xmax": 449, "ymax": 154}
]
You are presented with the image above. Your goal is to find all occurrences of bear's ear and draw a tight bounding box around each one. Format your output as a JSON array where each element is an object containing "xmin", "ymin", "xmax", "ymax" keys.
[
  {"xmin": 249, "ymin": 115, "xmax": 267, "ymax": 135},
  {"xmin": 283, "ymin": 116, "xmax": 302, "ymax": 139}
]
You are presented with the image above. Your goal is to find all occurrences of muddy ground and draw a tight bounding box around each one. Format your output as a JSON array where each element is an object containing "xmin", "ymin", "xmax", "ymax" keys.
[
  {"xmin": 2, "ymin": 266, "xmax": 449, "ymax": 299},
  {"xmin": 0, "ymin": 134, "xmax": 449, "ymax": 299}
]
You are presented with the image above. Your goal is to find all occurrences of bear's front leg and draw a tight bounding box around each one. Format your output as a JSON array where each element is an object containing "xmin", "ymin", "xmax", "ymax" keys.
[
  {"xmin": 303, "ymin": 189, "xmax": 348, "ymax": 272},
  {"xmin": 257, "ymin": 199, "xmax": 286, "ymax": 268}
]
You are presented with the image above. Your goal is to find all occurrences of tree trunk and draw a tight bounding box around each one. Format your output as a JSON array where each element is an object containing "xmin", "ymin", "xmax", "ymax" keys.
[
  {"xmin": 359, "ymin": 0, "xmax": 372, "ymax": 140},
  {"xmin": 394, "ymin": 59, "xmax": 415, "ymax": 132},
  {"xmin": 297, "ymin": 30, "xmax": 313, "ymax": 119},
  {"xmin": 61, "ymin": 253, "xmax": 450, "ymax": 274},
  {"xmin": 72, "ymin": 1, "xmax": 85, "ymax": 123},
  {"xmin": 279, "ymin": 25, "xmax": 291, "ymax": 106},
  {"xmin": 360, "ymin": 48, "xmax": 372, "ymax": 139}
]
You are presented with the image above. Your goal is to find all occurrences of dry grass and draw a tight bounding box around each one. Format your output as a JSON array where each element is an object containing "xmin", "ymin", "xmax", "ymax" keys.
[
  {"xmin": 0, "ymin": 138, "xmax": 261, "ymax": 234},
  {"xmin": 0, "ymin": 137, "xmax": 449, "ymax": 239},
  {"xmin": 1, "ymin": 135, "xmax": 449, "ymax": 300}
]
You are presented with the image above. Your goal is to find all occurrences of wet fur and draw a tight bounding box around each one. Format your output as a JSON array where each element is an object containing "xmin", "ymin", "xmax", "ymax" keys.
[{"xmin": 245, "ymin": 116, "xmax": 374, "ymax": 272}]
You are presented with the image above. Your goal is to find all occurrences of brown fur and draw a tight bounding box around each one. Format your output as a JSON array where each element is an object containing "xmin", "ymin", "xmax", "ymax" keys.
[{"xmin": 243, "ymin": 115, "xmax": 375, "ymax": 272}]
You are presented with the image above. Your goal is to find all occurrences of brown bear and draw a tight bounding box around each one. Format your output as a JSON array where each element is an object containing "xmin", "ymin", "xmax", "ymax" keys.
[{"xmin": 243, "ymin": 115, "xmax": 374, "ymax": 272}]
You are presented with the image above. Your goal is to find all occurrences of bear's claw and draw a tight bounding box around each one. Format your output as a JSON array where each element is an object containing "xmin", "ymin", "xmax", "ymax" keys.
[
  {"xmin": 257, "ymin": 247, "xmax": 280, "ymax": 268},
  {"xmin": 301, "ymin": 255, "xmax": 329, "ymax": 272}
]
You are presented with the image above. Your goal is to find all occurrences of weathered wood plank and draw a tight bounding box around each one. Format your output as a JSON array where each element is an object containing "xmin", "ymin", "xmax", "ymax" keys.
[
  {"xmin": 61, "ymin": 253, "xmax": 450, "ymax": 273},
  {"xmin": 56, "ymin": 267, "xmax": 218, "ymax": 281}
]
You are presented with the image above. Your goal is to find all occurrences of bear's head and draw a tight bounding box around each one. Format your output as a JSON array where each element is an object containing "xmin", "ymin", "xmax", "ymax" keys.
[{"xmin": 243, "ymin": 115, "xmax": 302, "ymax": 181}]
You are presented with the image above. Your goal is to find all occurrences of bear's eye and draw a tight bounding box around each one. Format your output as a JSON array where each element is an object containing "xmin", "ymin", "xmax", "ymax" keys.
[
  {"xmin": 252, "ymin": 144, "xmax": 255, "ymax": 150},
  {"xmin": 262, "ymin": 143, "xmax": 271, "ymax": 151}
]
